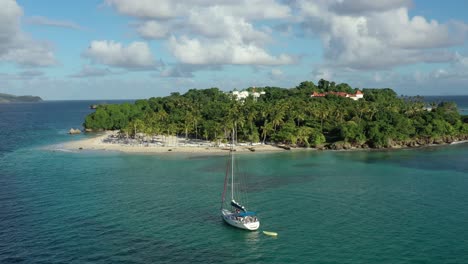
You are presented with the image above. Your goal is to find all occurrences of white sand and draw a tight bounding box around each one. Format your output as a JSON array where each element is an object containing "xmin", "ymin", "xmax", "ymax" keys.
[{"xmin": 57, "ymin": 131, "xmax": 287, "ymax": 154}]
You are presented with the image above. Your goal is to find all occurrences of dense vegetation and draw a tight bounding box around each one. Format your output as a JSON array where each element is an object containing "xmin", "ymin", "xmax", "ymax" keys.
[
  {"xmin": 0, "ymin": 93, "xmax": 42, "ymax": 103},
  {"xmin": 83, "ymin": 80, "xmax": 468, "ymax": 149}
]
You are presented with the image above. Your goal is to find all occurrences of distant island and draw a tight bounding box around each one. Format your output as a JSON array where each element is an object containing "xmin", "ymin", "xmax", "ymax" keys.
[
  {"xmin": 79, "ymin": 79, "xmax": 468, "ymax": 152},
  {"xmin": 0, "ymin": 93, "xmax": 43, "ymax": 103}
]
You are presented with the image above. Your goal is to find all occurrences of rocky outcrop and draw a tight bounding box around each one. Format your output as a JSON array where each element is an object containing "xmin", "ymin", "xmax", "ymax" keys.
[
  {"xmin": 330, "ymin": 141, "xmax": 352, "ymax": 150},
  {"xmin": 277, "ymin": 144, "xmax": 291, "ymax": 150},
  {"xmin": 69, "ymin": 128, "xmax": 81, "ymax": 134},
  {"xmin": 379, "ymin": 135, "xmax": 468, "ymax": 149},
  {"xmin": 319, "ymin": 134, "xmax": 468, "ymax": 151}
]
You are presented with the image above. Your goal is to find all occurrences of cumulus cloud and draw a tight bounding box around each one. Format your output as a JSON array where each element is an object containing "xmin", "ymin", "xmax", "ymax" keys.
[
  {"xmin": 186, "ymin": 9, "xmax": 271, "ymax": 44},
  {"xmin": 25, "ymin": 16, "xmax": 83, "ymax": 30},
  {"xmin": 105, "ymin": 0, "xmax": 181, "ymax": 19},
  {"xmin": 162, "ymin": 7, "xmax": 290, "ymax": 66},
  {"xmin": 1, "ymin": 39, "xmax": 56, "ymax": 66},
  {"xmin": 368, "ymin": 9, "xmax": 467, "ymax": 49},
  {"xmin": 103, "ymin": 0, "xmax": 468, "ymax": 87},
  {"xmin": 169, "ymin": 36, "xmax": 294, "ymax": 65},
  {"xmin": 330, "ymin": 0, "xmax": 412, "ymax": 15},
  {"xmin": 105, "ymin": 0, "xmax": 291, "ymax": 20},
  {"xmin": 83, "ymin": 40, "xmax": 157, "ymax": 69},
  {"xmin": 106, "ymin": 0, "xmax": 294, "ymax": 67},
  {"xmin": 201, "ymin": 0, "xmax": 291, "ymax": 20},
  {"xmin": 296, "ymin": 0, "xmax": 468, "ymax": 70},
  {"xmin": 137, "ymin": 20, "xmax": 169, "ymax": 39},
  {"xmin": 429, "ymin": 53, "xmax": 468, "ymax": 80},
  {"xmin": 159, "ymin": 64, "xmax": 222, "ymax": 78},
  {"xmin": 0, "ymin": 0, "xmax": 57, "ymax": 67}
]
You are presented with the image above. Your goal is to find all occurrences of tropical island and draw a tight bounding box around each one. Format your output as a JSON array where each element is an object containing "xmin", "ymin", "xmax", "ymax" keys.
[
  {"xmin": 0, "ymin": 93, "xmax": 43, "ymax": 103},
  {"xmin": 76, "ymin": 80, "xmax": 468, "ymax": 153}
]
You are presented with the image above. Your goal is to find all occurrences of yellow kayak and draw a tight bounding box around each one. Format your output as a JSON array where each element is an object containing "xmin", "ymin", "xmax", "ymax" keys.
[{"xmin": 262, "ymin": 231, "xmax": 278, "ymax": 237}]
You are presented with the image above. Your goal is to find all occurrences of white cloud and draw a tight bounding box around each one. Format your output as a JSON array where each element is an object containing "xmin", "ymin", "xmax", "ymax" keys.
[
  {"xmin": 159, "ymin": 64, "xmax": 222, "ymax": 78},
  {"xmin": 0, "ymin": 0, "xmax": 22, "ymax": 53},
  {"xmin": 330, "ymin": 0, "xmax": 412, "ymax": 15},
  {"xmin": 83, "ymin": 40, "xmax": 156, "ymax": 69},
  {"xmin": 428, "ymin": 53, "xmax": 468, "ymax": 80},
  {"xmin": 106, "ymin": 0, "xmax": 294, "ymax": 66},
  {"xmin": 137, "ymin": 21, "xmax": 169, "ymax": 39},
  {"xmin": 297, "ymin": 0, "xmax": 468, "ymax": 70},
  {"xmin": 1, "ymin": 38, "xmax": 56, "ymax": 66},
  {"xmin": 368, "ymin": 9, "xmax": 467, "ymax": 49},
  {"xmin": 105, "ymin": 0, "xmax": 291, "ymax": 20},
  {"xmin": 164, "ymin": 8, "xmax": 285, "ymax": 65},
  {"xmin": 25, "ymin": 16, "xmax": 83, "ymax": 30},
  {"xmin": 169, "ymin": 36, "xmax": 294, "ymax": 65},
  {"xmin": 202, "ymin": 0, "xmax": 291, "ymax": 20},
  {"xmin": 0, "ymin": 0, "xmax": 57, "ymax": 67},
  {"xmin": 186, "ymin": 8, "xmax": 270, "ymax": 44},
  {"xmin": 105, "ymin": 0, "xmax": 181, "ymax": 19}
]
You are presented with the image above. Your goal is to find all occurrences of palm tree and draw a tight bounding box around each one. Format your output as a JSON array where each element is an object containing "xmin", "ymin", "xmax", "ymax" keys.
[
  {"xmin": 271, "ymin": 100, "xmax": 288, "ymax": 131},
  {"xmin": 261, "ymin": 122, "xmax": 274, "ymax": 144},
  {"xmin": 317, "ymin": 103, "xmax": 330, "ymax": 132},
  {"xmin": 333, "ymin": 105, "xmax": 345, "ymax": 124},
  {"xmin": 183, "ymin": 111, "xmax": 193, "ymax": 139},
  {"xmin": 297, "ymin": 126, "xmax": 313, "ymax": 147},
  {"xmin": 243, "ymin": 99, "xmax": 259, "ymax": 142}
]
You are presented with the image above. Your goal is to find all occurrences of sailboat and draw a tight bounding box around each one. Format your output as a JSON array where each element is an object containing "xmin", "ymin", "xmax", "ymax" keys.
[{"xmin": 220, "ymin": 130, "xmax": 260, "ymax": 231}]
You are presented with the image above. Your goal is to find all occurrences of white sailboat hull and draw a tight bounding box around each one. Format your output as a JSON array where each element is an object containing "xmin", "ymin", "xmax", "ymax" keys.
[{"xmin": 221, "ymin": 209, "xmax": 260, "ymax": 231}]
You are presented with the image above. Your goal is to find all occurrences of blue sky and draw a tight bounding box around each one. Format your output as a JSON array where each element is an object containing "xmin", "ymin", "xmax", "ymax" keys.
[{"xmin": 1, "ymin": 0, "xmax": 467, "ymax": 99}]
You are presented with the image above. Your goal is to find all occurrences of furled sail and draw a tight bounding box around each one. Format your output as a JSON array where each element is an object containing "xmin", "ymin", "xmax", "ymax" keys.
[{"xmin": 231, "ymin": 200, "xmax": 247, "ymax": 212}]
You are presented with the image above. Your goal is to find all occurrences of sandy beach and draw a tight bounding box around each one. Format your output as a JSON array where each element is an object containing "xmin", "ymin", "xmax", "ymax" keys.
[
  {"xmin": 52, "ymin": 130, "xmax": 468, "ymax": 155},
  {"xmin": 57, "ymin": 131, "xmax": 288, "ymax": 154}
]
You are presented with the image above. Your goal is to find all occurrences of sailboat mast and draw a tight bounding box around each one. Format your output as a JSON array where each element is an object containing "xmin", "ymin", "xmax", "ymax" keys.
[
  {"xmin": 221, "ymin": 153, "xmax": 230, "ymax": 209},
  {"xmin": 231, "ymin": 126, "xmax": 234, "ymax": 201}
]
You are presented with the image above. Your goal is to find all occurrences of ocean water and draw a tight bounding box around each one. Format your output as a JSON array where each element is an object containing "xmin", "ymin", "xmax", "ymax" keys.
[
  {"xmin": 424, "ymin": 95, "xmax": 468, "ymax": 114},
  {"xmin": 1, "ymin": 100, "xmax": 468, "ymax": 263}
]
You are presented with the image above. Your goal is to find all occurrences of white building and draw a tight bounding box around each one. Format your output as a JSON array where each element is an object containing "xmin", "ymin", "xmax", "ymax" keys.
[{"xmin": 231, "ymin": 89, "xmax": 265, "ymax": 101}]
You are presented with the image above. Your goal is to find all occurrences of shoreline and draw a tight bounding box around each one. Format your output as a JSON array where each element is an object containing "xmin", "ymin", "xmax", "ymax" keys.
[
  {"xmin": 53, "ymin": 131, "xmax": 290, "ymax": 155},
  {"xmin": 50, "ymin": 131, "xmax": 468, "ymax": 155}
]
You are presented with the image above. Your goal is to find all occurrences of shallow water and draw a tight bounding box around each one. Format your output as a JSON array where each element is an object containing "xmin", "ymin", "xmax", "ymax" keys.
[{"xmin": 1, "ymin": 101, "xmax": 467, "ymax": 263}]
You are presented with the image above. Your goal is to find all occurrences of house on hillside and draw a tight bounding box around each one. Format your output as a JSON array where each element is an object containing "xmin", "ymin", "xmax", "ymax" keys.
[
  {"xmin": 311, "ymin": 90, "xmax": 364, "ymax": 101},
  {"xmin": 232, "ymin": 88, "xmax": 265, "ymax": 102}
]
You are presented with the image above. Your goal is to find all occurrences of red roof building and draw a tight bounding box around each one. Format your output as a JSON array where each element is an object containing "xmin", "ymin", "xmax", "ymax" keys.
[{"xmin": 311, "ymin": 90, "xmax": 364, "ymax": 100}]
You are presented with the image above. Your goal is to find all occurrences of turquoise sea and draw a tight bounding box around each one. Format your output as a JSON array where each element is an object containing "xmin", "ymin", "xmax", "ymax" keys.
[{"xmin": 1, "ymin": 99, "xmax": 468, "ymax": 263}]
